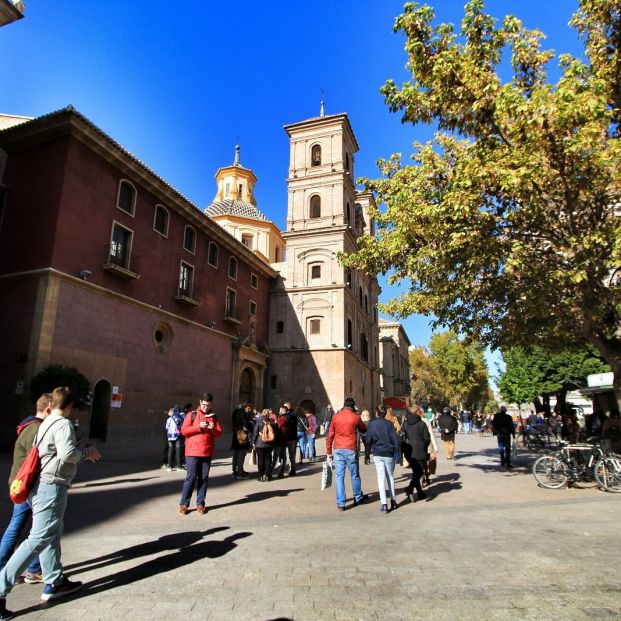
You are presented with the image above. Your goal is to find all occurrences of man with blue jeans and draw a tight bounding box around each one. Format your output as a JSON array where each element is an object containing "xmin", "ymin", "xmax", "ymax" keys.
[
  {"xmin": 326, "ymin": 397, "xmax": 368, "ymax": 511},
  {"xmin": 0, "ymin": 387, "xmax": 101, "ymax": 620},
  {"xmin": 0, "ymin": 394, "xmax": 52, "ymax": 586}
]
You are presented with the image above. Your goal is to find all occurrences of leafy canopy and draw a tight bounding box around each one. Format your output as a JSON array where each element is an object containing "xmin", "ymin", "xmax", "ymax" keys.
[{"xmin": 342, "ymin": 1, "xmax": 621, "ymax": 378}]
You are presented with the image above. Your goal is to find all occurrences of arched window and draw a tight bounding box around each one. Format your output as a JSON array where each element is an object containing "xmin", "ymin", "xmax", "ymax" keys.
[
  {"xmin": 153, "ymin": 205, "xmax": 169, "ymax": 236},
  {"xmin": 345, "ymin": 152, "xmax": 350, "ymax": 172},
  {"xmin": 117, "ymin": 180, "xmax": 136, "ymax": 216},
  {"xmin": 228, "ymin": 256, "xmax": 238, "ymax": 280},
  {"xmin": 208, "ymin": 242, "xmax": 219, "ymax": 268},
  {"xmin": 183, "ymin": 225, "xmax": 196, "ymax": 253},
  {"xmin": 311, "ymin": 144, "xmax": 322, "ymax": 166},
  {"xmin": 358, "ymin": 286, "xmax": 363, "ymax": 305},
  {"xmin": 346, "ymin": 202, "xmax": 351, "ymax": 224},
  {"xmin": 364, "ymin": 294, "xmax": 368, "ymax": 314},
  {"xmin": 345, "ymin": 269, "xmax": 352, "ymax": 288},
  {"xmin": 310, "ymin": 195, "xmax": 321, "ymax": 219}
]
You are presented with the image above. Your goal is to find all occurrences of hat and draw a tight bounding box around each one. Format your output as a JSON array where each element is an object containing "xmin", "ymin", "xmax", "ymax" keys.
[{"xmin": 442, "ymin": 406, "xmax": 451, "ymax": 414}]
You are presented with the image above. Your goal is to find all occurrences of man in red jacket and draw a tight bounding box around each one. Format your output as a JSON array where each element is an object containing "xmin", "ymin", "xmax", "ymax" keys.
[
  {"xmin": 326, "ymin": 397, "xmax": 368, "ymax": 511},
  {"xmin": 179, "ymin": 393, "xmax": 222, "ymax": 515}
]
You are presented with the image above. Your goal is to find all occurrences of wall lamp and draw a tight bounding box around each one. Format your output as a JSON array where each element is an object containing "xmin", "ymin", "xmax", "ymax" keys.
[
  {"xmin": 207, "ymin": 321, "xmax": 216, "ymax": 328},
  {"xmin": 79, "ymin": 269, "xmax": 92, "ymax": 280}
]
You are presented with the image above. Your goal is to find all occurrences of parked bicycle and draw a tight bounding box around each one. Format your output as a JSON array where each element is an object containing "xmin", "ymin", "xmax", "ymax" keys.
[{"xmin": 532, "ymin": 438, "xmax": 621, "ymax": 493}]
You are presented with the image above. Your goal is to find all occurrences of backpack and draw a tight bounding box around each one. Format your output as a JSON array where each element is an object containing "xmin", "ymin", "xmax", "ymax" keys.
[
  {"xmin": 9, "ymin": 419, "xmax": 62, "ymax": 504},
  {"xmin": 261, "ymin": 421, "xmax": 275, "ymax": 443}
]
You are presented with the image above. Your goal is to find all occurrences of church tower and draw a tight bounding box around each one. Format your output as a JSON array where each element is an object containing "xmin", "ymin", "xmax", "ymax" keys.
[{"xmin": 266, "ymin": 109, "xmax": 381, "ymax": 416}]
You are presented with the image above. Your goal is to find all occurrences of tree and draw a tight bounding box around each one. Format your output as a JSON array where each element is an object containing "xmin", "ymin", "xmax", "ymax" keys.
[
  {"xmin": 29, "ymin": 364, "xmax": 91, "ymax": 407},
  {"xmin": 342, "ymin": 1, "xmax": 621, "ymax": 407},
  {"xmin": 409, "ymin": 345, "xmax": 445, "ymax": 409}
]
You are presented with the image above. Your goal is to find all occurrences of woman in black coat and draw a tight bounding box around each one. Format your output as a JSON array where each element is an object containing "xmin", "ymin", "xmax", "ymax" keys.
[{"xmin": 401, "ymin": 406, "xmax": 430, "ymax": 502}]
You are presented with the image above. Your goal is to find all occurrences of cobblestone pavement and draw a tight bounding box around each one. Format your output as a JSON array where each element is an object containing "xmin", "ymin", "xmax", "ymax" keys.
[{"xmin": 0, "ymin": 432, "xmax": 619, "ymax": 621}]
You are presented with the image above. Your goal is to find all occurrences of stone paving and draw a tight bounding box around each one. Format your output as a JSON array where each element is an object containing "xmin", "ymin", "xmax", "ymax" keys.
[{"xmin": 0, "ymin": 431, "xmax": 619, "ymax": 621}]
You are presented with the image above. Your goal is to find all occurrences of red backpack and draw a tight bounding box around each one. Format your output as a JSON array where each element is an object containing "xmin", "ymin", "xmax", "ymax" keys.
[{"xmin": 9, "ymin": 419, "xmax": 62, "ymax": 504}]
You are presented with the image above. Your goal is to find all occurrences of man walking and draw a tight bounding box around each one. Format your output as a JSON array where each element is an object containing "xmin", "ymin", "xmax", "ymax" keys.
[
  {"xmin": 0, "ymin": 387, "xmax": 101, "ymax": 618},
  {"xmin": 326, "ymin": 397, "xmax": 368, "ymax": 511},
  {"xmin": 0, "ymin": 394, "xmax": 52, "ymax": 585},
  {"xmin": 438, "ymin": 406, "xmax": 458, "ymax": 460},
  {"xmin": 283, "ymin": 403, "xmax": 298, "ymax": 476},
  {"xmin": 231, "ymin": 402, "xmax": 251, "ymax": 479},
  {"xmin": 492, "ymin": 405, "xmax": 515, "ymax": 468}
]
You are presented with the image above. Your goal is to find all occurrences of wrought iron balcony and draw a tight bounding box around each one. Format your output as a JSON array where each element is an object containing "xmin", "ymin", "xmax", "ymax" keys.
[
  {"xmin": 176, "ymin": 282, "xmax": 201, "ymax": 306},
  {"xmin": 223, "ymin": 303, "xmax": 241, "ymax": 324},
  {"xmin": 102, "ymin": 244, "xmax": 141, "ymax": 279}
]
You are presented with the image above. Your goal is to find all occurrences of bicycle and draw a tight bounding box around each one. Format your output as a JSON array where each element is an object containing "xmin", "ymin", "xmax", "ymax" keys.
[{"xmin": 532, "ymin": 438, "xmax": 621, "ymax": 492}]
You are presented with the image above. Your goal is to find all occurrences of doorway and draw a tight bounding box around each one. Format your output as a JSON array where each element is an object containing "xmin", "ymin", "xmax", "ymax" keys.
[
  {"xmin": 239, "ymin": 367, "xmax": 255, "ymax": 406},
  {"xmin": 89, "ymin": 379, "xmax": 111, "ymax": 441}
]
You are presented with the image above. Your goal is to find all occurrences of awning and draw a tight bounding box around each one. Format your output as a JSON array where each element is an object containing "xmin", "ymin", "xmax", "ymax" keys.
[{"xmin": 383, "ymin": 397, "xmax": 409, "ymax": 409}]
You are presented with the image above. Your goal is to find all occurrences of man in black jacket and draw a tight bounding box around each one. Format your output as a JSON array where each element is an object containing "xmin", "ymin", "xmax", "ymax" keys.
[
  {"xmin": 492, "ymin": 406, "xmax": 515, "ymax": 468},
  {"xmin": 437, "ymin": 407, "xmax": 458, "ymax": 460}
]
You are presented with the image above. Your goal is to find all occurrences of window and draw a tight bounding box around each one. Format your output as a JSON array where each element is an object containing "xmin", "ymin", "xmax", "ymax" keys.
[
  {"xmin": 228, "ymin": 257, "xmax": 238, "ymax": 280},
  {"xmin": 249, "ymin": 300, "xmax": 257, "ymax": 316},
  {"xmin": 153, "ymin": 205, "xmax": 169, "ymax": 236},
  {"xmin": 238, "ymin": 184, "xmax": 243, "ymax": 198},
  {"xmin": 225, "ymin": 288, "xmax": 237, "ymax": 316},
  {"xmin": 346, "ymin": 202, "xmax": 351, "ymax": 224},
  {"xmin": 311, "ymin": 144, "xmax": 321, "ymax": 166},
  {"xmin": 361, "ymin": 333, "xmax": 369, "ymax": 362},
  {"xmin": 276, "ymin": 321, "xmax": 284, "ymax": 334},
  {"xmin": 250, "ymin": 273, "xmax": 258, "ymax": 289},
  {"xmin": 359, "ymin": 287, "xmax": 363, "ymax": 305},
  {"xmin": 179, "ymin": 262, "xmax": 194, "ymax": 297},
  {"xmin": 183, "ymin": 226, "xmax": 196, "ymax": 253},
  {"xmin": 311, "ymin": 264, "xmax": 321, "ymax": 280},
  {"xmin": 242, "ymin": 234, "xmax": 253, "ymax": 250},
  {"xmin": 364, "ymin": 294, "xmax": 368, "ymax": 314},
  {"xmin": 309, "ymin": 318, "xmax": 321, "ymax": 335},
  {"xmin": 110, "ymin": 223, "xmax": 132, "ymax": 267},
  {"xmin": 117, "ymin": 180, "xmax": 136, "ymax": 216},
  {"xmin": 347, "ymin": 319, "xmax": 353, "ymax": 349},
  {"xmin": 225, "ymin": 183, "xmax": 230, "ymax": 198},
  {"xmin": 270, "ymin": 375, "xmax": 277, "ymax": 389},
  {"xmin": 345, "ymin": 269, "xmax": 352, "ymax": 288},
  {"xmin": 274, "ymin": 247, "xmax": 280, "ymax": 262},
  {"xmin": 345, "ymin": 152, "xmax": 350, "ymax": 172},
  {"xmin": 208, "ymin": 242, "xmax": 219, "ymax": 268},
  {"xmin": 309, "ymin": 195, "xmax": 321, "ymax": 219}
]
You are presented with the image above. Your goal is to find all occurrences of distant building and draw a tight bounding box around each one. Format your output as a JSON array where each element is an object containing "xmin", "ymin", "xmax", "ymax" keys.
[
  {"xmin": 0, "ymin": 0, "xmax": 24, "ymax": 28},
  {"xmin": 378, "ymin": 319, "xmax": 411, "ymax": 404}
]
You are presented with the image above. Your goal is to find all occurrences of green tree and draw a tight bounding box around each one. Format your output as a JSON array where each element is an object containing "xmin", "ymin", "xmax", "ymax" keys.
[
  {"xmin": 409, "ymin": 345, "xmax": 445, "ymax": 409},
  {"xmin": 342, "ymin": 1, "xmax": 621, "ymax": 407},
  {"xmin": 29, "ymin": 364, "xmax": 91, "ymax": 407}
]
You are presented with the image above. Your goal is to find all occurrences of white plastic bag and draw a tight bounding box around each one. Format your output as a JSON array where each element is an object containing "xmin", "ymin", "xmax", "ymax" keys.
[{"xmin": 321, "ymin": 460, "xmax": 333, "ymax": 490}]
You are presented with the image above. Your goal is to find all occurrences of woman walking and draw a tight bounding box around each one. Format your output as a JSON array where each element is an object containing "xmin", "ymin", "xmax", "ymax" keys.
[
  {"xmin": 253, "ymin": 409, "xmax": 276, "ymax": 481},
  {"xmin": 364, "ymin": 405, "xmax": 400, "ymax": 513},
  {"xmin": 400, "ymin": 406, "xmax": 430, "ymax": 503}
]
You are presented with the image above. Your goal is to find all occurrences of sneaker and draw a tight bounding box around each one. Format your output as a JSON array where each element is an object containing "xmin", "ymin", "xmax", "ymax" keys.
[
  {"xmin": 337, "ymin": 505, "xmax": 346, "ymax": 512},
  {"xmin": 380, "ymin": 504, "xmax": 388, "ymax": 514},
  {"xmin": 24, "ymin": 571, "xmax": 43, "ymax": 584},
  {"xmin": 40, "ymin": 576, "xmax": 83, "ymax": 602},
  {"xmin": 179, "ymin": 505, "xmax": 189, "ymax": 515},
  {"xmin": 353, "ymin": 494, "xmax": 369, "ymax": 506},
  {"xmin": 0, "ymin": 599, "xmax": 14, "ymax": 621},
  {"xmin": 390, "ymin": 500, "xmax": 398, "ymax": 511},
  {"xmin": 166, "ymin": 467, "xmax": 172, "ymax": 472}
]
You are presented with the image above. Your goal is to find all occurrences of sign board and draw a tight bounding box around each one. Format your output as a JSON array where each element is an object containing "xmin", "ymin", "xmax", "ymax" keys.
[
  {"xmin": 587, "ymin": 372, "xmax": 614, "ymax": 388},
  {"xmin": 111, "ymin": 392, "xmax": 122, "ymax": 409}
]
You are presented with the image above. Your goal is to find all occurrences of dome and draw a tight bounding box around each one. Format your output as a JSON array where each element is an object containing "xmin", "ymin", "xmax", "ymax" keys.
[{"xmin": 205, "ymin": 199, "xmax": 269, "ymax": 222}]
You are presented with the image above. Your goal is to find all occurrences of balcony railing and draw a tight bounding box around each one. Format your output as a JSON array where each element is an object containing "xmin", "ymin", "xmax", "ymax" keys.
[
  {"xmin": 175, "ymin": 282, "xmax": 200, "ymax": 306},
  {"xmin": 102, "ymin": 244, "xmax": 141, "ymax": 279},
  {"xmin": 223, "ymin": 303, "xmax": 241, "ymax": 324}
]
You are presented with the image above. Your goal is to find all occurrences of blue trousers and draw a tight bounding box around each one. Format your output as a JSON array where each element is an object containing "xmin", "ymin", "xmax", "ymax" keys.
[
  {"xmin": 0, "ymin": 501, "xmax": 40, "ymax": 574},
  {"xmin": 180, "ymin": 456, "xmax": 212, "ymax": 507}
]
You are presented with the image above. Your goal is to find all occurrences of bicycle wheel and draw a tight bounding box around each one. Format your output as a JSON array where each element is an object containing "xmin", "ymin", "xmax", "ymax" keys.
[
  {"xmin": 594, "ymin": 455, "xmax": 621, "ymax": 493},
  {"xmin": 532, "ymin": 455, "xmax": 569, "ymax": 489}
]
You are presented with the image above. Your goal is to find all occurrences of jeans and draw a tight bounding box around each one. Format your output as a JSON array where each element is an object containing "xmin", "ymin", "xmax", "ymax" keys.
[
  {"xmin": 497, "ymin": 434, "xmax": 512, "ymax": 465},
  {"xmin": 256, "ymin": 448, "xmax": 273, "ymax": 479},
  {"xmin": 272, "ymin": 446, "xmax": 287, "ymax": 477},
  {"xmin": 333, "ymin": 449, "xmax": 363, "ymax": 507},
  {"xmin": 0, "ymin": 481, "xmax": 67, "ymax": 597},
  {"xmin": 297, "ymin": 432, "xmax": 307, "ymax": 462},
  {"xmin": 0, "ymin": 501, "xmax": 40, "ymax": 574},
  {"xmin": 373, "ymin": 455, "xmax": 396, "ymax": 505},
  {"xmin": 180, "ymin": 456, "xmax": 212, "ymax": 508},
  {"xmin": 167, "ymin": 439, "xmax": 182, "ymax": 468},
  {"xmin": 287, "ymin": 440, "xmax": 297, "ymax": 473},
  {"xmin": 324, "ymin": 421, "xmax": 330, "ymax": 438},
  {"xmin": 306, "ymin": 434, "xmax": 316, "ymax": 459}
]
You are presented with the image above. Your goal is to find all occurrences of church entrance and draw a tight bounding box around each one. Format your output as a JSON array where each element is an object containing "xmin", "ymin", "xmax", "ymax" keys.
[
  {"xmin": 239, "ymin": 367, "xmax": 255, "ymax": 406},
  {"xmin": 89, "ymin": 379, "xmax": 111, "ymax": 441}
]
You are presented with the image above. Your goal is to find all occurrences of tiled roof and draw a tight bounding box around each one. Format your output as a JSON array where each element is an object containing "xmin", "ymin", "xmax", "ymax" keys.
[{"xmin": 206, "ymin": 200, "xmax": 269, "ymax": 222}]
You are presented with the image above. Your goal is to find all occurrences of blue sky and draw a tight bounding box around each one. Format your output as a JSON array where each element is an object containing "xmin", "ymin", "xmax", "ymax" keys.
[{"xmin": 0, "ymin": 1, "xmax": 583, "ymax": 378}]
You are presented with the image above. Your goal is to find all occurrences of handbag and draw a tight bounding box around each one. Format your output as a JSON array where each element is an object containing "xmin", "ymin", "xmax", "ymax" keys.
[
  {"xmin": 321, "ymin": 460, "xmax": 333, "ymax": 490},
  {"xmin": 236, "ymin": 429, "xmax": 248, "ymax": 444},
  {"xmin": 251, "ymin": 447, "xmax": 257, "ymax": 466},
  {"xmin": 428, "ymin": 455, "xmax": 437, "ymax": 475}
]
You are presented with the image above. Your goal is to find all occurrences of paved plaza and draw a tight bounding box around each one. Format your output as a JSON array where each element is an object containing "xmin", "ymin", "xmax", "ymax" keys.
[{"xmin": 0, "ymin": 431, "xmax": 619, "ymax": 621}]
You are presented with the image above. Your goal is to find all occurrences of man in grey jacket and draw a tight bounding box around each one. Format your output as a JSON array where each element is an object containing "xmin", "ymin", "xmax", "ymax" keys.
[{"xmin": 0, "ymin": 387, "xmax": 101, "ymax": 619}]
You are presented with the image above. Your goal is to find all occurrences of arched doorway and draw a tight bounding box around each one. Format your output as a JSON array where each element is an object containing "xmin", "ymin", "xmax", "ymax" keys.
[
  {"xmin": 238, "ymin": 367, "xmax": 255, "ymax": 406},
  {"xmin": 89, "ymin": 379, "xmax": 111, "ymax": 441}
]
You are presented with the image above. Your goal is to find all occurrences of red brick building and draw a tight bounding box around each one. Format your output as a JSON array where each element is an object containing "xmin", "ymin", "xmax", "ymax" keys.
[{"xmin": 0, "ymin": 107, "xmax": 276, "ymax": 445}]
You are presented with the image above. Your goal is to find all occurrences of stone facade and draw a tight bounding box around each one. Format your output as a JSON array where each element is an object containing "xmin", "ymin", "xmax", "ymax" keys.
[{"xmin": 378, "ymin": 319, "xmax": 412, "ymax": 401}]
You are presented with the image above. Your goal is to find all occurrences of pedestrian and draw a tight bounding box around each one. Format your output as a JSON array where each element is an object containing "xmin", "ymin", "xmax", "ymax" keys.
[
  {"xmin": 296, "ymin": 410, "xmax": 308, "ymax": 464},
  {"xmin": 492, "ymin": 405, "xmax": 515, "ymax": 468},
  {"xmin": 283, "ymin": 403, "xmax": 298, "ymax": 476},
  {"xmin": 400, "ymin": 406, "xmax": 430, "ymax": 502},
  {"xmin": 165, "ymin": 405, "xmax": 184, "ymax": 471},
  {"xmin": 272, "ymin": 407, "xmax": 290, "ymax": 479},
  {"xmin": 324, "ymin": 404, "xmax": 334, "ymax": 438},
  {"xmin": 253, "ymin": 409, "xmax": 276, "ymax": 481},
  {"xmin": 305, "ymin": 410, "xmax": 318, "ymax": 461},
  {"xmin": 385, "ymin": 407, "xmax": 402, "ymax": 434},
  {"xmin": 547, "ymin": 408, "xmax": 562, "ymax": 440},
  {"xmin": 231, "ymin": 402, "xmax": 252, "ymax": 479},
  {"xmin": 326, "ymin": 397, "xmax": 368, "ymax": 511},
  {"xmin": 437, "ymin": 406, "xmax": 458, "ymax": 460},
  {"xmin": 420, "ymin": 410, "xmax": 439, "ymax": 485},
  {"xmin": 0, "ymin": 387, "xmax": 101, "ymax": 617},
  {"xmin": 179, "ymin": 393, "xmax": 222, "ymax": 515},
  {"xmin": 0, "ymin": 394, "xmax": 52, "ymax": 587},
  {"xmin": 365, "ymin": 405, "xmax": 400, "ymax": 513},
  {"xmin": 461, "ymin": 410, "xmax": 473, "ymax": 433}
]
